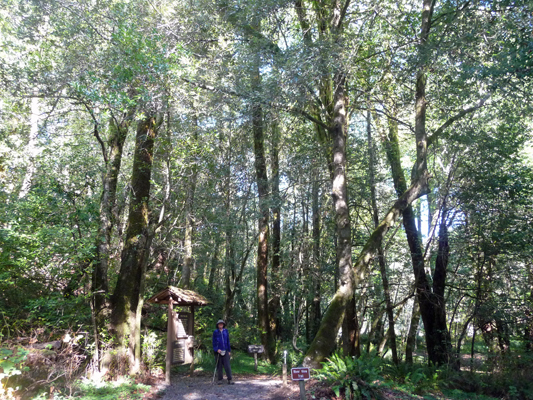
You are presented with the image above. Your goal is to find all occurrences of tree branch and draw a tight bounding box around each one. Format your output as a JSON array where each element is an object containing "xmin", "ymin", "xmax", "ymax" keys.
[
  {"xmin": 427, "ymin": 94, "xmax": 490, "ymax": 147},
  {"xmin": 337, "ymin": 0, "xmax": 351, "ymax": 30},
  {"xmin": 81, "ymin": 102, "xmax": 108, "ymax": 163},
  {"xmin": 181, "ymin": 77, "xmax": 331, "ymax": 130},
  {"xmin": 367, "ymin": 107, "xmax": 415, "ymax": 132}
]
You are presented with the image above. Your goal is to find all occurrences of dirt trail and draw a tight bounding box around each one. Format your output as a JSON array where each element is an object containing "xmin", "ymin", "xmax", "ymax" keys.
[{"xmin": 158, "ymin": 375, "xmax": 302, "ymax": 400}]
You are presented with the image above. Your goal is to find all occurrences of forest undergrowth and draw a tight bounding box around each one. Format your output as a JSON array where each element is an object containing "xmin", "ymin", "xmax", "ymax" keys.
[{"xmin": 3, "ymin": 325, "xmax": 533, "ymax": 400}]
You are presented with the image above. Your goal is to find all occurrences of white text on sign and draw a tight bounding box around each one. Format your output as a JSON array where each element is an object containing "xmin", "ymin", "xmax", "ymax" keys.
[{"xmin": 291, "ymin": 367, "xmax": 310, "ymax": 381}]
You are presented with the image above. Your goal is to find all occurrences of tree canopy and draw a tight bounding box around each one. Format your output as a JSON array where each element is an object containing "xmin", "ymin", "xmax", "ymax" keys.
[{"xmin": 1, "ymin": 0, "xmax": 533, "ymax": 398}]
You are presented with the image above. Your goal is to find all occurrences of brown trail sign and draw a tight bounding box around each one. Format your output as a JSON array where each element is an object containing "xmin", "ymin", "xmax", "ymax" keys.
[{"xmin": 291, "ymin": 367, "xmax": 311, "ymax": 400}]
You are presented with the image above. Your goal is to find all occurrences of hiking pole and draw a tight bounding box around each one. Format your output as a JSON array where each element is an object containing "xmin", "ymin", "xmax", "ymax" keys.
[{"xmin": 212, "ymin": 352, "xmax": 220, "ymax": 384}]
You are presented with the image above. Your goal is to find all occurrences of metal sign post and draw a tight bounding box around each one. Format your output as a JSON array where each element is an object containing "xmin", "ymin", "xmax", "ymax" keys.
[
  {"xmin": 282, "ymin": 350, "xmax": 287, "ymax": 385},
  {"xmin": 291, "ymin": 367, "xmax": 310, "ymax": 400}
]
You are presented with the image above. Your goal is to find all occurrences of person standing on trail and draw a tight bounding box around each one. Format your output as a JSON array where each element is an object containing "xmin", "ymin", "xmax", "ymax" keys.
[{"xmin": 212, "ymin": 319, "xmax": 234, "ymax": 385}]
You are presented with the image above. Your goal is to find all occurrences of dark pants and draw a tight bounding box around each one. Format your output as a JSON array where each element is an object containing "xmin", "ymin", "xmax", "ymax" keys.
[{"xmin": 215, "ymin": 352, "xmax": 232, "ymax": 381}]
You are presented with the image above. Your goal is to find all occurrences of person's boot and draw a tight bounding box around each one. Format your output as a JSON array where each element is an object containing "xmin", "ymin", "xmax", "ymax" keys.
[
  {"xmin": 228, "ymin": 380, "xmax": 235, "ymax": 385},
  {"xmin": 217, "ymin": 380, "xmax": 224, "ymax": 385}
]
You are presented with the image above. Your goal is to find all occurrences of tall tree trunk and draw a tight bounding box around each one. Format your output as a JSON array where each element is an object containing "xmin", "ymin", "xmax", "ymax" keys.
[
  {"xmin": 110, "ymin": 114, "xmax": 160, "ymax": 374},
  {"xmin": 252, "ymin": 54, "xmax": 275, "ymax": 362},
  {"xmin": 342, "ymin": 296, "xmax": 358, "ymax": 356},
  {"xmin": 298, "ymin": 0, "xmax": 432, "ymax": 368},
  {"xmin": 527, "ymin": 264, "xmax": 533, "ymax": 351},
  {"xmin": 405, "ymin": 298, "xmax": 421, "ymax": 364},
  {"xmin": 181, "ymin": 120, "xmax": 199, "ymax": 289},
  {"xmin": 270, "ymin": 120, "xmax": 281, "ymax": 340},
  {"xmin": 309, "ymin": 169, "xmax": 322, "ymax": 342},
  {"xmin": 432, "ymin": 206, "xmax": 453, "ymax": 363},
  {"xmin": 93, "ymin": 112, "xmax": 132, "ymax": 324},
  {"xmin": 305, "ymin": 73, "xmax": 355, "ymax": 367},
  {"xmin": 384, "ymin": 106, "xmax": 451, "ymax": 366},
  {"xmin": 375, "ymin": 0, "xmax": 452, "ymax": 364},
  {"xmin": 207, "ymin": 239, "xmax": 220, "ymax": 293},
  {"xmin": 367, "ymin": 109, "xmax": 398, "ymax": 364}
]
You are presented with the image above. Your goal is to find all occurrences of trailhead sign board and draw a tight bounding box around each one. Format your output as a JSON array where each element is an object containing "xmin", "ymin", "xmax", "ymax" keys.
[
  {"xmin": 247, "ymin": 345, "xmax": 264, "ymax": 354},
  {"xmin": 146, "ymin": 286, "xmax": 210, "ymax": 384},
  {"xmin": 248, "ymin": 344, "xmax": 264, "ymax": 371}
]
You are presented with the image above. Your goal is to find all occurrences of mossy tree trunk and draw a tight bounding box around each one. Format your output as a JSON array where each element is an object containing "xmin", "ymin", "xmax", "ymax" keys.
[
  {"xmin": 93, "ymin": 112, "xmax": 133, "ymax": 322},
  {"xmin": 308, "ymin": 169, "xmax": 322, "ymax": 342},
  {"xmin": 252, "ymin": 51, "xmax": 275, "ymax": 363},
  {"xmin": 304, "ymin": 72, "xmax": 355, "ymax": 367},
  {"xmin": 110, "ymin": 114, "xmax": 160, "ymax": 374}
]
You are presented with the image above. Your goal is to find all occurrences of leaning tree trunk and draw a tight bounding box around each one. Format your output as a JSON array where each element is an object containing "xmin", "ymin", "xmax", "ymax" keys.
[
  {"xmin": 110, "ymin": 114, "xmax": 160, "ymax": 374},
  {"xmin": 384, "ymin": 104, "xmax": 452, "ymax": 366},
  {"xmin": 304, "ymin": 156, "xmax": 430, "ymax": 367}
]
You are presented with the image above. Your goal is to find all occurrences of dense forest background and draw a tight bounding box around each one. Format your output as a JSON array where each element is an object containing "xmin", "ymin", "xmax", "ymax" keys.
[{"xmin": 1, "ymin": 0, "xmax": 532, "ymax": 398}]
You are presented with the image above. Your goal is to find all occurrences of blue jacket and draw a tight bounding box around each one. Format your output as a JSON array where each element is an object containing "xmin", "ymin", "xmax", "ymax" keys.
[{"xmin": 212, "ymin": 328, "xmax": 231, "ymax": 353}]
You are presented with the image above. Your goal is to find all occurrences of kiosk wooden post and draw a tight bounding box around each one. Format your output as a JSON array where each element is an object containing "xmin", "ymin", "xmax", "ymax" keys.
[
  {"xmin": 188, "ymin": 306, "xmax": 195, "ymax": 373},
  {"xmin": 147, "ymin": 286, "xmax": 209, "ymax": 385},
  {"xmin": 165, "ymin": 301, "xmax": 174, "ymax": 384},
  {"xmin": 282, "ymin": 350, "xmax": 287, "ymax": 386}
]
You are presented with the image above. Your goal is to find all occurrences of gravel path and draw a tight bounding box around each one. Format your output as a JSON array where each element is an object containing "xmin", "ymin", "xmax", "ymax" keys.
[{"xmin": 158, "ymin": 375, "xmax": 302, "ymax": 400}]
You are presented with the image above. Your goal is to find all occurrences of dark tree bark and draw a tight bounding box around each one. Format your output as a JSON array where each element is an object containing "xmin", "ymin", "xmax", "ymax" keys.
[
  {"xmin": 252, "ymin": 56, "xmax": 275, "ymax": 363},
  {"xmin": 93, "ymin": 112, "xmax": 132, "ymax": 321},
  {"xmin": 207, "ymin": 239, "xmax": 220, "ymax": 293},
  {"xmin": 405, "ymin": 298, "xmax": 421, "ymax": 364},
  {"xmin": 367, "ymin": 109, "xmax": 398, "ymax": 364},
  {"xmin": 527, "ymin": 264, "xmax": 533, "ymax": 351},
  {"xmin": 110, "ymin": 114, "xmax": 160, "ymax": 373},
  {"xmin": 342, "ymin": 296, "xmax": 358, "ymax": 356},
  {"xmin": 269, "ymin": 120, "xmax": 281, "ymax": 341},
  {"xmin": 309, "ymin": 169, "xmax": 322, "ymax": 342},
  {"xmin": 383, "ymin": 106, "xmax": 452, "ymax": 365}
]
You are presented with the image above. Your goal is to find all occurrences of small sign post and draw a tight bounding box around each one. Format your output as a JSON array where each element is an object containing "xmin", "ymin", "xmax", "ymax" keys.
[
  {"xmin": 282, "ymin": 350, "xmax": 287, "ymax": 386},
  {"xmin": 247, "ymin": 345, "xmax": 264, "ymax": 372},
  {"xmin": 291, "ymin": 367, "xmax": 310, "ymax": 400}
]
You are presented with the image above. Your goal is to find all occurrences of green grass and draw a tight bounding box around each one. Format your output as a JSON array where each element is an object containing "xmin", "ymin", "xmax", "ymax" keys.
[
  {"xmin": 29, "ymin": 377, "xmax": 151, "ymax": 400},
  {"xmin": 173, "ymin": 349, "xmax": 281, "ymax": 376},
  {"xmin": 73, "ymin": 379, "xmax": 151, "ymax": 400},
  {"xmin": 438, "ymin": 389, "xmax": 500, "ymax": 400}
]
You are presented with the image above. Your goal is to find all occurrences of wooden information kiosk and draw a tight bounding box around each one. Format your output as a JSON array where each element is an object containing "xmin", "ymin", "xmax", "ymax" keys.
[{"xmin": 147, "ymin": 286, "xmax": 209, "ymax": 383}]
